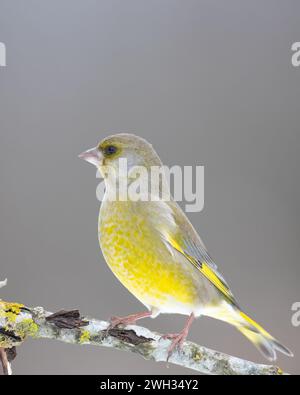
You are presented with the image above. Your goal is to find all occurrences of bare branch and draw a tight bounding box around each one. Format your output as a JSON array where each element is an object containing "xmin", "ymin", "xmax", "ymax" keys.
[{"xmin": 0, "ymin": 299, "xmax": 286, "ymax": 375}]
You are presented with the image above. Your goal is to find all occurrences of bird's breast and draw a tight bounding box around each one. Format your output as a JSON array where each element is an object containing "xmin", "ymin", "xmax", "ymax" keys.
[{"xmin": 98, "ymin": 200, "xmax": 209, "ymax": 312}]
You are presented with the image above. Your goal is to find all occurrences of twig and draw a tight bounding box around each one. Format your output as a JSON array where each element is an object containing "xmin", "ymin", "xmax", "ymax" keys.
[{"xmin": 0, "ymin": 299, "xmax": 286, "ymax": 375}]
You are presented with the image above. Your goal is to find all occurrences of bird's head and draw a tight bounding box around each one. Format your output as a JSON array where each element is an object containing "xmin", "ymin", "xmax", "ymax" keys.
[
  {"xmin": 79, "ymin": 133, "xmax": 162, "ymax": 175},
  {"xmin": 79, "ymin": 134, "xmax": 169, "ymax": 201}
]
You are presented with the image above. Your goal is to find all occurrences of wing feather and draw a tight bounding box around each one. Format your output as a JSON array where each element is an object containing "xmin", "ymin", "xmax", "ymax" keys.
[
  {"xmin": 164, "ymin": 235, "xmax": 237, "ymax": 306},
  {"xmin": 153, "ymin": 200, "xmax": 238, "ymax": 306},
  {"xmin": 143, "ymin": 199, "xmax": 237, "ymax": 305}
]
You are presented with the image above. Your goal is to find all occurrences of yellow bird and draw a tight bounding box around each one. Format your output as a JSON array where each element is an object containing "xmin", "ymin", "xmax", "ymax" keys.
[{"xmin": 79, "ymin": 133, "xmax": 292, "ymax": 361}]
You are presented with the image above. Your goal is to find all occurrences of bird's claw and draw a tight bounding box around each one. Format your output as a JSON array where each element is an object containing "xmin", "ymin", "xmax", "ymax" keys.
[
  {"xmin": 106, "ymin": 315, "xmax": 137, "ymax": 334},
  {"xmin": 106, "ymin": 311, "xmax": 152, "ymax": 334},
  {"xmin": 161, "ymin": 332, "xmax": 187, "ymax": 361}
]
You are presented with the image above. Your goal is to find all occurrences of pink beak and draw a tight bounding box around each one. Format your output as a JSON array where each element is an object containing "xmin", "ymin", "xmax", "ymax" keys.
[{"xmin": 78, "ymin": 146, "xmax": 103, "ymax": 167}]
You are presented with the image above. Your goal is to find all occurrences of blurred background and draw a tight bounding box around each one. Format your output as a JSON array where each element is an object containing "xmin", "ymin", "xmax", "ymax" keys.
[{"xmin": 0, "ymin": 0, "xmax": 299, "ymax": 374}]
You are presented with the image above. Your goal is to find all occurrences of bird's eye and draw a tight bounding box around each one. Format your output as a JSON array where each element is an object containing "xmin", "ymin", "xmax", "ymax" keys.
[{"xmin": 104, "ymin": 145, "xmax": 117, "ymax": 156}]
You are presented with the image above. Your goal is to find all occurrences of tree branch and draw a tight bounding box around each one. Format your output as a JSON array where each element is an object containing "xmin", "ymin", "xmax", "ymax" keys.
[{"xmin": 0, "ymin": 296, "xmax": 286, "ymax": 375}]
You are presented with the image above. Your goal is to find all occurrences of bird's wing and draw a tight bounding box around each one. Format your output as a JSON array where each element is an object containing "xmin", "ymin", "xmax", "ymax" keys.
[
  {"xmin": 163, "ymin": 233, "xmax": 237, "ymax": 306},
  {"xmin": 148, "ymin": 200, "xmax": 238, "ymax": 306}
]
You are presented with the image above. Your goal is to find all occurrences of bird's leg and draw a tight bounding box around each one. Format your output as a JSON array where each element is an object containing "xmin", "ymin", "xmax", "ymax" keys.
[
  {"xmin": 107, "ymin": 311, "xmax": 152, "ymax": 330},
  {"xmin": 161, "ymin": 313, "xmax": 195, "ymax": 361},
  {"xmin": 0, "ymin": 348, "xmax": 11, "ymax": 375}
]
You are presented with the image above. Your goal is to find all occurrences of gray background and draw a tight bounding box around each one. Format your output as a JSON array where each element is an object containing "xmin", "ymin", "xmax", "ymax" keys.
[{"xmin": 0, "ymin": 0, "xmax": 299, "ymax": 375}]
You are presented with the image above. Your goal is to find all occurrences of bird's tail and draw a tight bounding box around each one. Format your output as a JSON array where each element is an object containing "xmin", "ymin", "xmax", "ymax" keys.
[
  {"xmin": 236, "ymin": 310, "xmax": 293, "ymax": 361},
  {"xmin": 205, "ymin": 303, "xmax": 293, "ymax": 361}
]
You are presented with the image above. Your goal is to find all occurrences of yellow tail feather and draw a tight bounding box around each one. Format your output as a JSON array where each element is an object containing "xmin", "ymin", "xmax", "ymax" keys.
[
  {"xmin": 205, "ymin": 304, "xmax": 293, "ymax": 361},
  {"xmin": 238, "ymin": 311, "xmax": 293, "ymax": 361}
]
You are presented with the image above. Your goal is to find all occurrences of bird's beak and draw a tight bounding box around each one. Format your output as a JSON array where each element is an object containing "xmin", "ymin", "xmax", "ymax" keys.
[{"xmin": 78, "ymin": 146, "xmax": 103, "ymax": 167}]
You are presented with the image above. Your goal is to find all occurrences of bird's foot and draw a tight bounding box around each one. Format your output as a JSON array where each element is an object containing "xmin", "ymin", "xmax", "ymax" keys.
[
  {"xmin": 161, "ymin": 331, "xmax": 187, "ymax": 361},
  {"xmin": 161, "ymin": 313, "xmax": 195, "ymax": 361},
  {"xmin": 108, "ymin": 315, "xmax": 137, "ymax": 328},
  {"xmin": 106, "ymin": 311, "xmax": 152, "ymax": 332}
]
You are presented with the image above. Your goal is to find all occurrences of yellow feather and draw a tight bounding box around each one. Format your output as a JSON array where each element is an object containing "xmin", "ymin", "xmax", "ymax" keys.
[{"xmin": 166, "ymin": 235, "xmax": 236, "ymax": 305}]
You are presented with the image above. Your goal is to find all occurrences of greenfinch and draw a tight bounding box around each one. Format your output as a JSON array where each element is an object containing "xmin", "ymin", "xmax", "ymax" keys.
[{"xmin": 79, "ymin": 133, "xmax": 292, "ymax": 361}]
